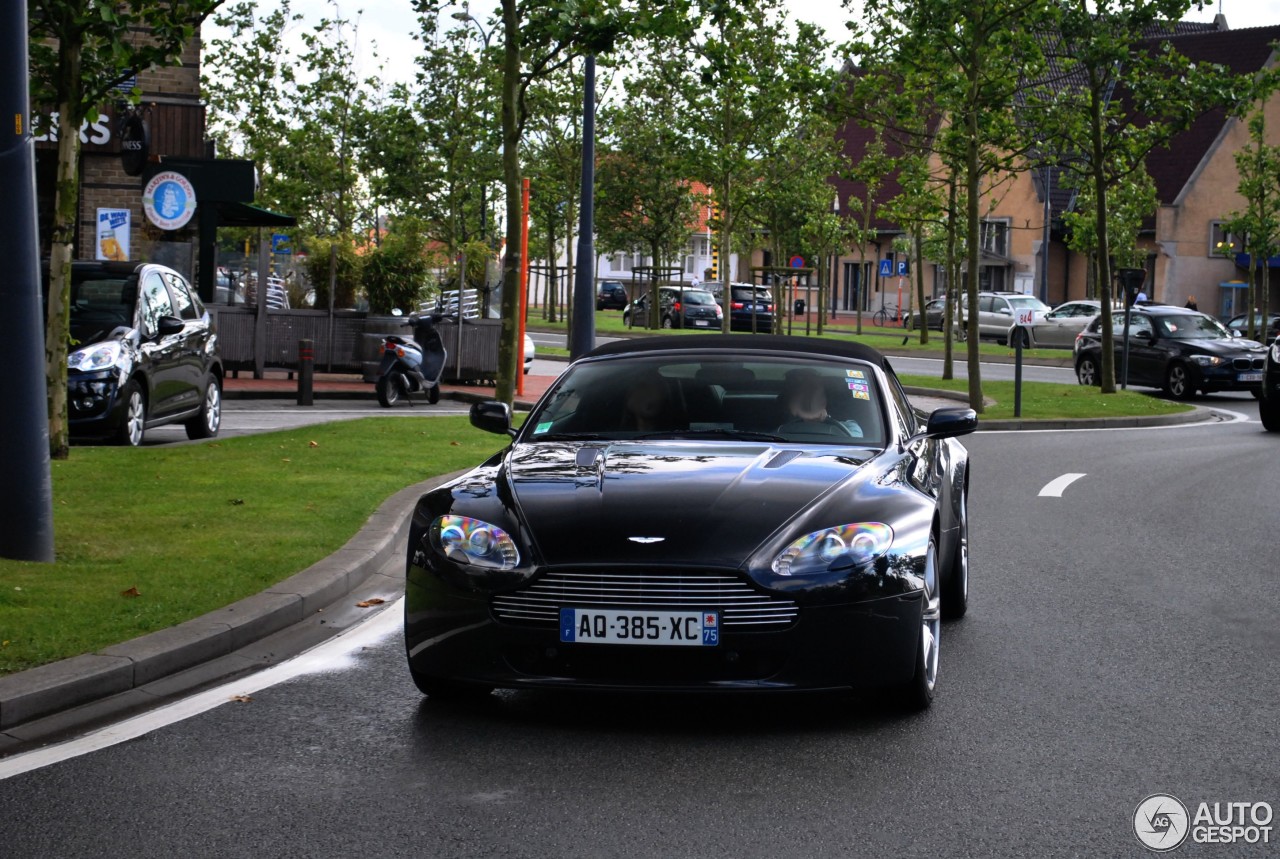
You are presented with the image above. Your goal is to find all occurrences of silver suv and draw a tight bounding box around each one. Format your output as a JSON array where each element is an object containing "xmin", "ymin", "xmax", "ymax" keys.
[{"xmin": 960, "ymin": 291, "xmax": 1051, "ymax": 344}]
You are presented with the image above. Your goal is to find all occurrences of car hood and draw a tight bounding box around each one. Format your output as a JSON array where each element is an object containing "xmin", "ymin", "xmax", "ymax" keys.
[
  {"xmin": 502, "ymin": 441, "xmax": 874, "ymax": 567},
  {"xmin": 1178, "ymin": 337, "xmax": 1265, "ymax": 355}
]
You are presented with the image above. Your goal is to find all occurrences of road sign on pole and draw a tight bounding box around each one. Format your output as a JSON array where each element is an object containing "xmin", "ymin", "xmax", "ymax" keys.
[{"xmin": 878, "ymin": 259, "xmax": 893, "ymax": 277}]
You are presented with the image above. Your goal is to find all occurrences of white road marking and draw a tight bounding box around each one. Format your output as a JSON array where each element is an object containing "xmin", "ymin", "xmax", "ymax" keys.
[
  {"xmin": 1039, "ymin": 473, "xmax": 1087, "ymax": 497},
  {"xmin": 0, "ymin": 599, "xmax": 404, "ymax": 781}
]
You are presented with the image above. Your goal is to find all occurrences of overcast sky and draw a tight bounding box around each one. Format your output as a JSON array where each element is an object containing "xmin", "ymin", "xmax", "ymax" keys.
[{"xmin": 204, "ymin": 0, "xmax": 1280, "ymax": 88}]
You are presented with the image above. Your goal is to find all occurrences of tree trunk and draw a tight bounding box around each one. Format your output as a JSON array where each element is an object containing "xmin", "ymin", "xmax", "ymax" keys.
[
  {"xmin": 1089, "ymin": 71, "xmax": 1118, "ymax": 395},
  {"xmin": 496, "ymin": 0, "xmax": 522, "ymax": 406},
  {"xmin": 964, "ymin": 110, "xmax": 984, "ymax": 413},
  {"xmin": 45, "ymin": 83, "xmax": 84, "ymax": 460}
]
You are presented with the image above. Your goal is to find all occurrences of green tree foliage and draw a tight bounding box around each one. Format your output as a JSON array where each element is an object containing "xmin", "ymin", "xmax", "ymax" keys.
[
  {"xmin": 360, "ymin": 219, "xmax": 436, "ymax": 314},
  {"xmin": 1223, "ymin": 106, "xmax": 1280, "ymax": 342},
  {"xmin": 302, "ymin": 235, "xmax": 362, "ymax": 310},
  {"xmin": 29, "ymin": 0, "xmax": 222, "ymax": 459},
  {"xmin": 1027, "ymin": 0, "xmax": 1235, "ymax": 392},
  {"xmin": 859, "ymin": 0, "xmax": 1053, "ymax": 412},
  {"xmin": 597, "ymin": 44, "xmax": 700, "ymax": 329}
]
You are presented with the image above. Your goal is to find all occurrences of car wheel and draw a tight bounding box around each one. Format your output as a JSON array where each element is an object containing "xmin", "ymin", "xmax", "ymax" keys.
[
  {"xmin": 1010, "ymin": 327, "xmax": 1030, "ymax": 348},
  {"xmin": 427, "ymin": 382, "xmax": 440, "ymax": 404},
  {"xmin": 184, "ymin": 375, "xmax": 222, "ymax": 440},
  {"xmin": 906, "ymin": 314, "xmax": 916, "ymax": 330},
  {"xmin": 661, "ymin": 315, "xmax": 674, "ymax": 329},
  {"xmin": 376, "ymin": 374, "xmax": 401, "ymax": 407},
  {"xmin": 1260, "ymin": 394, "xmax": 1280, "ymax": 431},
  {"xmin": 409, "ymin": 667, "xmax": 493, "ymax": 700},
  {"xmin": 1076, "ymin": 355, "xmax": 1099, "ymax": 387},
  {"xmin": 940, "ymin": 488, "xmax": 968, "ymax": 621},
  {"xmin": 622, "ymin": 312, "xmax": 630, "ymax": 327},
  {"xmin": 899, "ymin": 536, "xmax": 940, "ymax": 711},
  {"xmin": 1164, "ymin": 362, "xmax": 1194, "ymax": 400},
  {"xmin": 114, "ymin": 380, "xmax": 146, "ymax": 447}
]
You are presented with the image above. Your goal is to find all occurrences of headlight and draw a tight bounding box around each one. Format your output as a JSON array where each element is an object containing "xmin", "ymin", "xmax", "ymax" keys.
[
  {"xmin": 772, "ymin": 522, "xmax": 893, "ymax": 576},
  {"xmin": 1189, "ymin": 354, "xmax": 1225, "ymax": 366},
  {"xmin": 430, "ymin": 515, "xmax": 520, "ymax": 570},
  {"xmin": 68, "ymin": 340, "xmax": 125, "ymax": 372},
  {"xmin": 1270, "ymin": 340, "xmax": 1280, "ymax": 363}
]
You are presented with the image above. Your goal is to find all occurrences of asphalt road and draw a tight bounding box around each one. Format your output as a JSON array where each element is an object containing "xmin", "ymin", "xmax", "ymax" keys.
[{"xmin": 3, "ymin": 414, "xmax": 1276, "ymax": 857}]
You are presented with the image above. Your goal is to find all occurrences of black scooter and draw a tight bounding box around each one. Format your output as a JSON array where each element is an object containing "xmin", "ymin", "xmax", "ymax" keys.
[{"xmin": 375, "ymin": 312, "xmax": 447, "ymax": 407}]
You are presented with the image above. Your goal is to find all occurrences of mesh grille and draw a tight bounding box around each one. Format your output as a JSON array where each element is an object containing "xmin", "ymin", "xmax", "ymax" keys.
[{"xmin": 492, "ymin": 570, "xmax": 797, "ymax": 629}]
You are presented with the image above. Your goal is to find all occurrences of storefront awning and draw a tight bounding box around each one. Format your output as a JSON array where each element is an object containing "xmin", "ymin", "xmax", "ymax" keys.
[{"xmin": 214, "ymin": 201, "xmax": 297, "ymax": 228}]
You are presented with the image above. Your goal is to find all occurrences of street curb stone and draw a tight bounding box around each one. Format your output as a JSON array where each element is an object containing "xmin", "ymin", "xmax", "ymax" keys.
[{"xmin": 0, "ymin": 470, "xmax": 467, "ymax": 752}]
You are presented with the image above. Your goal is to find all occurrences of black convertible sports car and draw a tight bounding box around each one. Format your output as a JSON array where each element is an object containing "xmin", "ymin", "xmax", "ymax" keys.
[{"xmin": 403, "ymin": 335, "xmax": 977, "ymax": 709}]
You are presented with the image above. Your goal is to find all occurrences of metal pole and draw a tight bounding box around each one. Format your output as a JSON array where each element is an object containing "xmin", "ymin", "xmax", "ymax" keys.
[
  {"xmin": 297, "ymin": 339, "xmax": 314, "ymax": 406},
  {"xmin": 456, "ymin": 250, "xmax": 466, "ymax": 380},
  {"xmin": 0, "ymin": 0, "xmax": 55, "ymax": 561},
  {"xmin": 570, "ymin": 55, "xmax": 597, "ymax": 360}
]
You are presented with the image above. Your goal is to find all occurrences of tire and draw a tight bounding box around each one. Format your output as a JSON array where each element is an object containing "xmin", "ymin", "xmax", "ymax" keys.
[
  {"xmin": 940, "ymin": 488, "xmax": 968, "ymax": 621},
  {"xmin": 898, "ymin": 537, "xmax": 940, "ymax": 711},
  {"xmin": 872, "ymin": 309, "xmax": 888, "ymax": 327},
  {"xmin": 1076, "ymin": 355, "xmax": 1099, "ymax": 387},
  {"xmin": 113, "ymin": 380, "xmax": 146, "ymax": 447},
  {"xmin": 184, "ymin": 375, "xmax": 222, "ymax": 440},
  {"xmin": 1260, "ymin": 394, "xmax": 1280, "ymax": 431},
  {"xmin": 953, "ymin": 324, "xmax": 967, "ymax": 343},
  {"xmin": 427, "ymin": 383, "xmax": 441, "ymax": 404},
  {"xmin": 1164, "ymin": 362, "xmax": 1194, "ymax": 400},
  {"xmin": 661, "ymin": 315, "xmax": 674, "ymax": 329},
  {"xmin": 376, "ymin": 374, "xmax": 402, "ymax": 407},
  {"xmin": 1010, "ymin": 327, "xmax": 1030, "ymax": 348},
  {"xmin": 409, "ymin": 667, "xmax": 493, "ymax": 700}
]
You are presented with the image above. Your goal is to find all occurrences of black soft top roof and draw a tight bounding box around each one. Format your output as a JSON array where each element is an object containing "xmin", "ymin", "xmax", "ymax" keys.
[{"xmin": 583, "ymin": 334, "xmax": 890, "ymax": 370}]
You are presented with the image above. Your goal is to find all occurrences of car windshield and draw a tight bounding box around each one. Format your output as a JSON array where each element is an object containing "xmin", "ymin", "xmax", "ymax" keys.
[
  {"xmin": 68, "ymin": 275, "xmax": 136, "ymax": 338},
  {"xmin": 1008, "ymin": 296, "xmax": 1050, "ymax": 311},
  {"xmin": 524, "ymin": 355, "xmax": 885, "ymax": 447},
  {"xmin": 1158, "ymin": 314, "xmax": 1232, "ymax": 340},
  {"xmin": 679, "ymin": 291, "xmax": 716, "ymax": 306}
]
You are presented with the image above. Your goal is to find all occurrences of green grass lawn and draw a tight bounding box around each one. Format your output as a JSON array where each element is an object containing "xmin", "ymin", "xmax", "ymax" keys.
[
  {"xmin": 0, "ymin": 417, "xmax": 506, "ymax": 676},
  {"xmin": 0, "ymin": 366, "xmax": 1190, "ymax": 677}
]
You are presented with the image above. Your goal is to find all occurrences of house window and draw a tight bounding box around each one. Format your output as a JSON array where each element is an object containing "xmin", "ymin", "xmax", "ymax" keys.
[
  {"xmin": 979, "ymin": 220, "xmax": 1010, "ymax": 257},
  {"xmin": 1209, "ymin": 221, "xmax": 1239, "ymax": 257}
]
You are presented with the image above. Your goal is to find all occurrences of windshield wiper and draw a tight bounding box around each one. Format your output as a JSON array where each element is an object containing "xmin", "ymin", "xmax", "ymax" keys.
[
  {"xmin": 527, "ymin": 432, "xmax": 610, "ymax": 441},
  {"xmin": 632, "ymin": 429, "xmax": 789, "ymax": 442}
]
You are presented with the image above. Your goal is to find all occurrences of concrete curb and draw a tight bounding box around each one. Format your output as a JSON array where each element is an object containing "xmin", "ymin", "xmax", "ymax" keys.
[{"xmin": 0, "ymin": 470, "xmax": 466, "ymax": 755}]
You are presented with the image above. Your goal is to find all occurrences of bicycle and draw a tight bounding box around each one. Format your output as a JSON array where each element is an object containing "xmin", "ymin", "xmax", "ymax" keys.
[{"xmin": 872, "ymin": 304, "xmax": 902, "ymax": 327}]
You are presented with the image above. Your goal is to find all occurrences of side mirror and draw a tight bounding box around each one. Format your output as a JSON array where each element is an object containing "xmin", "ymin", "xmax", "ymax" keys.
[
  {"xmin": 904, "ymin": 406, "xmax": 978, "ymax": 448},
  {"xmin": 470, "ymin": 400, "xmax": 513, "ymax": 436},
  {"xmin": 157, "ymin": 315, "xmax": 185, "ymax": 337},
  {"xmin": 1231, "ymin": 329, "xmax": 1242, "ymax": 338},
  {"xmin": 998, "ymin": 308, "xmax": 1012, "ymax": 316},
  {"xmin": 1132, "ymin": 329, "xmax": 1153, "ymax": 341}
]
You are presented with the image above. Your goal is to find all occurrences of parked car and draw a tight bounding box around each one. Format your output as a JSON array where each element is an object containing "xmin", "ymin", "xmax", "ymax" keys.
[
  {"xmin": 906, "ymin": 297, "xmax": 948, "ymax": 331},
  {"xmin": 45, "ymin": 261, "xmax": 223, "ymax": 446},
  {"xmin": 622, "ymin": 286, "xmax": 723, "ymax": 329},
  {"xmin": 1073, "ymin": 304, "xmax": 1266, "ymax": 399},
  {"xmin": 596, "ymin": 280, "xmax": 628, "ymax": 311},
  {"xmin": 706, "ymin": 282, "xmax": 776, "ymax": 332},
  {"xmin": 1261, "ymin": 331, "xmax": 1280, "ymax": 431},
  {"xmin": 405, "ymin": 334, "xmax": 977, "ymax": 708},
  {"xmin": 1223, "ymin": 311, "xmax": 1280, "ymax": 342},
  {"xmin": 1015, "ymin": 299, "xmax": 1117, "ymax": 349},
  {"xmin": 960, "ymin": 291, "xmax": 1052, "ymax": 344}
]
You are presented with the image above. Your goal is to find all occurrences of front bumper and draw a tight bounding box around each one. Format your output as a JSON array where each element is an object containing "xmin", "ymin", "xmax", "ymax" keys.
[
  {"xmin": 405, "ymin": 568, "xmax": 922, "ymax": 692},
  {"xmin": 67, "ymin": 370, "xmax": 127, "ymax": 438},
  {"xmin": 1194, "ymin": 360, "xmax": 1265, "ymax": 393}
]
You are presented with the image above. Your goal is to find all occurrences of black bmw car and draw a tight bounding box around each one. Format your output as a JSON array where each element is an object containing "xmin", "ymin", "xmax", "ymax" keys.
[
  {"xmin": 403, "ymin": 335, "xmax": 976, "ymax": 709},
  {"xmin": 45, "ymin": 261, "xmax": 224, "ymax": 446},
  {"xmin": 1073, "ymin": 304, "xmax": 1266, "ymax": 399}
]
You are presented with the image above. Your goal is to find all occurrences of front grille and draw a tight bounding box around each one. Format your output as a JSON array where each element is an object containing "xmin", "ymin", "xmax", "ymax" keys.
[
  {"xmin": 1234, "ymin": 357, "xmax": 1266, "ymax": 371},
  {"xmin": 492, "ymin": 570, "xmax": 798, "ymax": 630}
]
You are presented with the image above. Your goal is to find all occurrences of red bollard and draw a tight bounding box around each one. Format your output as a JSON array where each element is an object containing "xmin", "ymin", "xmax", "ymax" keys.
[{"xmin": 297, "ymin": 338, "xmax": 314, "ymax": 406}]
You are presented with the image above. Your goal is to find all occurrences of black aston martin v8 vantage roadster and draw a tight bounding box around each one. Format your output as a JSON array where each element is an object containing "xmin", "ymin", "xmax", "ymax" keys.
[{"xmin": 403, "ymin": 335, "xmax": 977, "ymax": 709}]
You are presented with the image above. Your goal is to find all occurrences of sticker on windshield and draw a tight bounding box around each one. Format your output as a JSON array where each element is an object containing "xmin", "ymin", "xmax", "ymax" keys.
[
  {"xmin": 534, "ymin": 421, "xmax": 553, "ymax": 434},
  {"xmin": 846, "ymin": 370, "xmax": 866, "ymax": 379}
]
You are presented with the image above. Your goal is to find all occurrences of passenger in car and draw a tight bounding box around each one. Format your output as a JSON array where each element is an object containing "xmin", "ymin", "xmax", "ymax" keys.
[
  {"xmin": 777, "ymin": 372, "xmax": 864, "ymax": 438},
  {"xmin": 623, "ymin": 372, "xmax": 680, "ymax": 432}
]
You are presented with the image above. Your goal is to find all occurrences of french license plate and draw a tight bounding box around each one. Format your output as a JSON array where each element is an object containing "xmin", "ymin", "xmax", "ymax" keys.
[
  {"xmin": 1238, "ymin": 372, "xmax": 1263, "ymax": 382},
  {"xmin": 695, "ymin": 319, "xmax": 710, "ymax": 327},
  {"xmin": 559, "ymin": 608, "xmax": 719, "ymax": 646}
]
